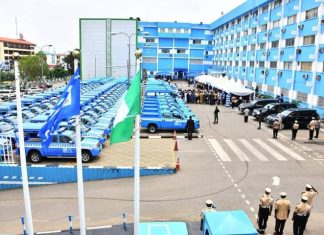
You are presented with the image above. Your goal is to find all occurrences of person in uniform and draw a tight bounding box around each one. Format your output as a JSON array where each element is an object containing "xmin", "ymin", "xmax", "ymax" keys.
[
  {"xmin": 314, "ymin": 117, "xmax": 321, "ymax": 138},
  {"xmin": 257, "ymin": 187, "xmax": 274, "ymax": 234},
  {"xmin": 272, "ymin": 119, "xmax": 281, "ymax": 139},
  {"xmin": 274, "ymin": 192, "xmax": 290, "ymax": 235},
  {"xmin": 185, "ymin": 116, "xmax": 195, "ymax": 140},
  {"xmin": 292, "ymin": 196, "xmax": 311, "ymax": 235},
  {"xmin": 291, "ymin": 120, "xmax": 299, "ymax": 140},
  {"xmin": 308, "ymin": 117, "xmax": 317, "ymax": 140},
  {"xmin": 301, "ymin": 184, "xmax": 318, "ymax": 229},
  {"xmin": 244, "ymin": 108, "xmax": 249, "ymax": 122},
  {"xmin": 200, "ymin": 200, "xmax": 216, "ymax": 230},
  {"xmin": 213, "ymin": 106, "xmax": 220, "ymax": 124},
  {"xmin": 258, "ymin": 110, "xmax": 263, "ymax": 129}
]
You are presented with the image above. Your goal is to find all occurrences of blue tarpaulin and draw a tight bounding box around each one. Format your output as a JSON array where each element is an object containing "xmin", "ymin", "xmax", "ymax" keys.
[
  {"xmin": 203, "ymin": 210, "xmax": 258, "ymax": 235},
  {"xmin": 140, "ymin": 222, "xmax": 188, "ymax": 235}
]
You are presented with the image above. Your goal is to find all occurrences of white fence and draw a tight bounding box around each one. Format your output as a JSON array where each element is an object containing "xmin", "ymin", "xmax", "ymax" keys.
[{"xmin": 0, "ymin": 136, "xmax": 15, "ymax": 164}]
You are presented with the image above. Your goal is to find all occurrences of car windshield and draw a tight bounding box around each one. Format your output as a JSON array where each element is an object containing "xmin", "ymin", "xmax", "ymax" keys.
[
  {"xmin": 265, "ymin": 104, "xmax": 275, "ymax": 109},
  {"xmin": 0, "ymin": 122, "xmax": 14, "ymax": 132},
  {"xmin": 250, "ymin": 100, "xmax": 258, "ymax": 105},
  {"xmin": 81, "ymin": 125, "xmax": 90, "ymax": 132},
  {"xmin": 281, "ymin": 110, "xmax": 292, "ymax": 117}
]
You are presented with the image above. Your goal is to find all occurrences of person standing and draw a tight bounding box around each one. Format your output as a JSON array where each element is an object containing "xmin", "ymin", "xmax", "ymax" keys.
[
  {"xmin": 185, "ymin": 116, "xmax": 195, "ymax": 140},
  {"xmin": 308, "ymin": 117, "xmax": 317, "ymax": 140},
  {"xmin": 213, "ymin": 106, "xmax": 220, "ymax": 124},
  {"xmin": 244, "ymin": 108, "xmax": 249, "ymax": 123},
  {"xmin": 200, "ymin": 200, "xmax": 216, "ymax": 230},
  {"xmin": 314, "ymin": 117, "xmax": 321, "ymax": 138},
  {"xmin": 274, "ymin": 192, "xmax": 290, "ymax": 235},
  {"xmin": 292, "ymin": 120, "xmax": 299, "ymax": 140},
  {"xmin": 292, "ymin": 196, "xmax": 311, "ymax": 235},
  {"xmin": 257, "ymin": 188, "xmax": 274, "ymax": 234},
  {"xmin": 301, "ymin": 184, "xmax": 318, "ymax": 229},
  {"xmin": 258, "ymin": 110, "xmax": 263, "ymax": 129},
  {"xmin": 272, "ymin": 119, "xmax": 281, "ymax": 138}
]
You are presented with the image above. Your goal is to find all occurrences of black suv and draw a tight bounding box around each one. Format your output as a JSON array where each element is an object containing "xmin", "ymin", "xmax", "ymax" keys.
[
  {"xmin": 253, "ymin": 102, "xmax": 297, "ymax": 121},
  {"xmin": 265, "ymin": 108, "xmax": 319, "ymax": 129},
  {"xmin": 238, "ymin": 99, "xmax": 277, "ymax": 114}
]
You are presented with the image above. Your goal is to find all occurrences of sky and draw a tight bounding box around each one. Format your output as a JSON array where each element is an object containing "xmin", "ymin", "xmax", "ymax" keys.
[{"xmin": 0, "ymin": 0, "xmax": 245, "ymax": 53}]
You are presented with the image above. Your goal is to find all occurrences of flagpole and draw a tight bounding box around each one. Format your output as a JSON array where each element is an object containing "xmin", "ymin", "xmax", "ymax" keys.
[
  {"xmin": 134, "ymin": 114, "xmax": 140, "ymax": 235},
  {"xmin": 73, "ymin": 51, "xmax": 86, "ymax": 235},
  {"xmin": 12, "ymin": 52, "xmax": 34, "ymax": 234}
]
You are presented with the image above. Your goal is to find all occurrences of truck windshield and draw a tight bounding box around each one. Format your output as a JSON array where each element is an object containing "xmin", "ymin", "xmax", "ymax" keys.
[{"xmin": 0, "ymin": 122, "xmax": 14, "ymax": 132}]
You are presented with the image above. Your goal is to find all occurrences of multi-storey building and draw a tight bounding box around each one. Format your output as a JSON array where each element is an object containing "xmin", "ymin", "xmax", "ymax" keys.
[
  {"xmin": 0, "ymin": 36, "xmax": 36, "ymax": 69},
  {"xmin": 138, "ymin": 21, "xmax": 213, "ymax": 79},
  {"xmin": 210, "ymin": 0, "xmax": 323, "ymax": 113}
]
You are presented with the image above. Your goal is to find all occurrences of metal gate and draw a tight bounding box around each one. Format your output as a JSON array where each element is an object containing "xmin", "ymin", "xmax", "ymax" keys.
[{"xmin": 0, "ymin": 136, "xmax": 15, "ymax": 164}]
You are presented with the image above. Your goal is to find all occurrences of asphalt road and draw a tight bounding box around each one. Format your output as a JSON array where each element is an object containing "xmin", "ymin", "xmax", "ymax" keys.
[{"xmin": 0, "ymin": 101, "xmax": 323, "ymax": 235}]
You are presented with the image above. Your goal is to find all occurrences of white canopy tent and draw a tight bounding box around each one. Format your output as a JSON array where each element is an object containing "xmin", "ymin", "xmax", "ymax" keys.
[{"xmin": 195, "ymin": 75, "xmax": 254, "ymax": 96}]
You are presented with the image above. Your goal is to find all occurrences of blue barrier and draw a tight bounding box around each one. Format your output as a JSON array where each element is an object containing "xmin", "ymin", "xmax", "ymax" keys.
[{"xmin": 0, "ymin": 164, "xmax": 175, "ymax": 190}]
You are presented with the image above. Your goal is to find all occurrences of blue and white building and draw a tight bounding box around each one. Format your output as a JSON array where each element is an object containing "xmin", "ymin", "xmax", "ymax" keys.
[
  {"xmin": 138, "ymin": 0, "xmax": 324, "ymax": 115},
  {"xmin": 138, "ymin": 22, "xmax": 213, "ymax": 79}
]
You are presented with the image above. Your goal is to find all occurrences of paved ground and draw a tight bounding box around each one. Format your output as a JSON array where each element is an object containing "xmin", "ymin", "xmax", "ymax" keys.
[{"xmin": 1, "ymin": 82, "xmax": 324, "ymax": 235}]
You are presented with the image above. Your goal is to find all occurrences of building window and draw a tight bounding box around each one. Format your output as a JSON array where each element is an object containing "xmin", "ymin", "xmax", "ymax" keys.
[
  {"xmin": 250, "ymin": 61, "xmax": 255, "ymax": 67},
  {"xmin": 251, "ymin": 27, "xmax": 257, "ymax": 34},
  {"xmin": 184, "ymin": 29, "xmax": 189, "ymax": 34},
  {"xmin": 236, "ymin": 47, "xmax": 240, "ymax": 53},
  {"xmin": 300, "ymin": 62, "xmax": 312, "ymax": 71},
  {"xmin": 176, "ymin": 28, "xmax": 181, "ymax": 33},
  {"xmin": 244, "ymin": 30, "xmax": 248, "ymax": 36},
  {"xmin": 235, "ymin": 61, "xmax": 239, "ymax": 66},
  {"xmin": 190, "ymin": 59, "xmax": 203, "ymax": 64},
  {"xmin": 236, "ymin": 32, "xmax": 240, "ymax": 37},
  {"xmin": 161, "ymin": 49, "xmax": 170, "ymax": 53},
  {"xmin": 244, "ymin": 14, "xmax": 249, "ymax": 20},
  {"xmin": 252, "ymin": 10, "xmax": 258, "ymax": 17},
  {"xmin": 306, "ymin": 8, "xmax": 318, "ymax": 20},
  {"xmin": 285, "ymin": 38, "xmax": 295, "ymax": 47},
  {"xmin": 272, "ymin": 41, "xmax": 279, "ymax": 48},
  {"xmin": 145, "ymin": 38, "xmax": 155, "ymax": 43},
  {"xmin": 242, "ymin": 61, "xmax": 246, "ymax": 66},
  {"xmin": 274, "ymin": 0, "xmax": 282, "ymax": 8},
  {"xmin": 193, "ymin": 39, "xmax": 202, "ymax": 44},
  {"xmin": 259, "ymin": 43, "xmax": 266, "ymax": 49},
  {"xmin": 259, "ymin": 61, "xmax": 265, "ymax": 67},
  {"xmin": 230, "ymin": 34, "xmax": 234, "ymax": 40},
  {"xmin": 160, "ymin": 28, "xmax": 166, "ymax": 33},
  {"xmin": 177, "ymin": 49, "xmax": 186, "ymax": 54},
  {"xmin": 284, "ymin": 61, "xmax": 293, "ymax": 69},
  {"xmin": 287, "ymin": 14, "xmax": 297, "ymax": 25},
  {"xmin": 243, "ymin": 45, "xmax": 247, "ymax": 51},
  {"xmin": 208, "ymin": 40, "xmax": 212, "ymax": 45},
  {"xmin": 250, "ymin": 44, "xmax": 256, "ymax": 50},
  {"xmin": 262, "ymin": 5, "xmax": 269, "ymax": 13},
  {"xmin": 168, "ymin": 28, "xmax": 173, "ymax": 33},
  {"xmin": 260, "ymin": 24, "xmax": 267, "ymax": 31},
  {"xmin": 273, "ymin": 20, "xmax": 280, "ymax": 28},
  {"xmin": 270, "ymin": 61, "xmax": 277, "ymax": 68},
  {"xmin": 303, "ymin": 35, "xmax": 315, "ymax": 45}
]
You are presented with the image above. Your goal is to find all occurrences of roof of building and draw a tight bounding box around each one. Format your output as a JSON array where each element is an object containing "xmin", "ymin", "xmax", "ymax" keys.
[{"xmin": 0, "ymin": 36, "xmax": 36, "ymax": 46}]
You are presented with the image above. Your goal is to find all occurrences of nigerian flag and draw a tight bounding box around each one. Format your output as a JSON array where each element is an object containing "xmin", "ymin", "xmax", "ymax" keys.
[{"xmin": 110, "ymin": 72, "xmax": 141, "ymax": 145}]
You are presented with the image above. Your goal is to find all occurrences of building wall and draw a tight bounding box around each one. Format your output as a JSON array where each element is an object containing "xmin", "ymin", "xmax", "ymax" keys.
[
  {"xmin": 210, "ymin": 0, "xmax": 324, "ymax": 114},
  {"xmin": 138, "ymin": 21, "xmax": 213, "ymax": 79}
]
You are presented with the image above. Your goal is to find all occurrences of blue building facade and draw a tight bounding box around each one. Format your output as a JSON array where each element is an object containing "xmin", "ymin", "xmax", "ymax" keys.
[
  {"xmin": 138, "ymin": 22, "xmax": 213, "ymax": 79},
  {"xmin": 210, "ymin": 0, "xmax": 324, "ymax": 114},
  {"xmin": 138, "ymin": 0, "xmax": 324, "ymax": 116}
]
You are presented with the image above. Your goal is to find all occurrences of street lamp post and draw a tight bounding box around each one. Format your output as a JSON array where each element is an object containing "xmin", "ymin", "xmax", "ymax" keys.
[{"xmin": 110, "ymin": 32, "xmax": 137, "ymax": 87}]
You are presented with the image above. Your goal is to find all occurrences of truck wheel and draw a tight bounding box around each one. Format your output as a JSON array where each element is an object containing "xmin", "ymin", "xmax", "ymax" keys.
[
  {"xmin": 28, "ymin": 150, "xmax": 41, "ymax": 163},
  {"xmin": 82, "ymin": 150, "xmax": 93, "ymax": 163},
  {"xmin": 148, "ymin": 124, "xmax": 157, "ymax": 133}
]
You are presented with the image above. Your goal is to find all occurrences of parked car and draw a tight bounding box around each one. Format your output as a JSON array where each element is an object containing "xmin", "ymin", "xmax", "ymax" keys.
[
  {"xmin": 253, "ymin": 102, "xmax": 297, "ymax": 121},
  {"xmin": 265, "ymin": 108, "xmax": 319, "ymax": 129},
  {"xmin": 238, "ymin": 99, "xmax": 278, "ymax": 114}
]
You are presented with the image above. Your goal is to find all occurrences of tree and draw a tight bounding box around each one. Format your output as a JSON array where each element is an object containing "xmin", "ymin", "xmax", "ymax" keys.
[
  {"xmin": 52, "ymin": 65, "xmax": 68, "ymax": 78},
  {"xmin": 63, "ymin": 49, "xmax": 80, "ymax": 75},
  {"xmin": 18, "ymin": 53, "xmax": 50, "ymax": 82}
]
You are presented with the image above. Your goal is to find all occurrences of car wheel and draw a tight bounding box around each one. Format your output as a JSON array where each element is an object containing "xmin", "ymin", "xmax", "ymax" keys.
[
  {"xmin": 148, "ymin": 124, "xmax": 157, "ymax": 133},
  {"xmin": 280, "ymin": 123, "xmax": 285, "ymax": 130},
  {"xmin": 82, "ymin": 150, "xmax": 93, "ymax": 163},
  {"xmin": 28, "ymin": 150, "xmax": 41, "ymax": 163}
]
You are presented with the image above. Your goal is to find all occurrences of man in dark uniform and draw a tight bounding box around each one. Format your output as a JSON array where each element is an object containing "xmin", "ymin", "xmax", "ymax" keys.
[
  {"xmin": 292, "ymin": 196, "xmax": 311, "ymax": 235},
  {"xmin": 185, "ymin": 116, "xmax": 195, "ymax": 140},
  {"xmin": 214, "ymin": 106, "xmax": 220, "ymax": 124},
  {"xmin": 258, "ymin": 110, "xmax": 263, "ymax": 129},
  {"xmin": 257, "ymin": 188, "xmax": 274, "ymax": 234}
]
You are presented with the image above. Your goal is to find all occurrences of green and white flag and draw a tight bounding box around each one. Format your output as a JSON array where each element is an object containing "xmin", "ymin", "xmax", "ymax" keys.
[{"xmin": 110, "ymin": 72, "xmax": 141, "ymax": 145}]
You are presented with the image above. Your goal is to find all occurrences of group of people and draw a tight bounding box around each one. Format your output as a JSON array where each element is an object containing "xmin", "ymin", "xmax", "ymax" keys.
[
  {"xmin": 179, "ymin": 89, "xmax": 221, "ymax": 105},
  {"xmin": 257, "ymin": 185, "xmax": 318, "ymax": 235}
]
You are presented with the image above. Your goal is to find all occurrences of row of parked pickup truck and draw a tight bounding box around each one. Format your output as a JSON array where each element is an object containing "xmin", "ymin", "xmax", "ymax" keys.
[{"xmin": 0, "ymin": 77, "xmax": 128, "ymax": 163}]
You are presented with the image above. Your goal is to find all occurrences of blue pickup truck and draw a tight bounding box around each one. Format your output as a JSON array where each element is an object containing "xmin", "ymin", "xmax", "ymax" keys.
[
  {"xmin": 141, "ymin": 111, "xmax": 200, "ymax": 133},
  {"xmin": 19, "ymin": 123, "xmax": 102, "ymax": 163}
]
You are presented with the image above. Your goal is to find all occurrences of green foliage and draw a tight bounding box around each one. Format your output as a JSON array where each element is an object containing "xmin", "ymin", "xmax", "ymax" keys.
[
  {"xmin": 291, "ymin": 99, "xmax": 301, "ymax": 107},
  {"xmin": 51, "ymin": 65, "xmax": 69, "ymax": 78},
  {"xmin": 19, "ymin": 54, "xmax": 49, "ymax": 81},
  {"xmin": 0, "ymin": 71, "xmax": 15, "ymax": 82},
  {"xmin": 63, "ymin": 49, "xmax": 80, "ymax": 75}
]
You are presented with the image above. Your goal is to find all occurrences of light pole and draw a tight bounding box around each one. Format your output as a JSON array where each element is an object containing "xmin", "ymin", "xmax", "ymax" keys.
[
  {"xmin": 33, "ymin": 44, "xmax": 52, "ymax": 81},
  {"xmin": 110, "ymin": 32, "xmax": 137, "ymax": 87}
]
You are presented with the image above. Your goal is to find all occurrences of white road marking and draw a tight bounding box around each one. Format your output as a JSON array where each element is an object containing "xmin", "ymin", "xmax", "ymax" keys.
[
  {"xmin": 250, "ymin": 207, "xmax": 255, "ymax": 212},
  {"xmin": 245, "ymin": 200, "xmax": 250, "ymax": 205},
  {"xmin": 239, "ymin": 139, "xmax": 269, "ymax": 161},
  {"xmin": 267, "ymin": 139, "xmax": 305, "ymax": 161},
  {"xmin": 208, "ymin": 139, "xmax": 232, "ymax": 161},
  {"xmin": 253, "ymin": 139, "xmax": 287, "ymax": 161},
  {"xmin": 272, "ymin": 176, "xmax": 280, "ymax": 186},
  {"xmin": 224, "ymin": 139, "xmax": 250, "ymax": 161}
]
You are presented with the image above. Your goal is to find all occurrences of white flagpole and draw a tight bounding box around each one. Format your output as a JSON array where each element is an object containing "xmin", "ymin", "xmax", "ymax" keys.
[
  {"xmin": 73, "ymin": 54, "xmax": 86, "ymax": 235},
  {"xmin": 13, "ymin": 53, "xmax": 34, "ymax": 234},
  {"xmin": 134, "ymin": 114, "xmax": 140, "ymax": 235}
]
